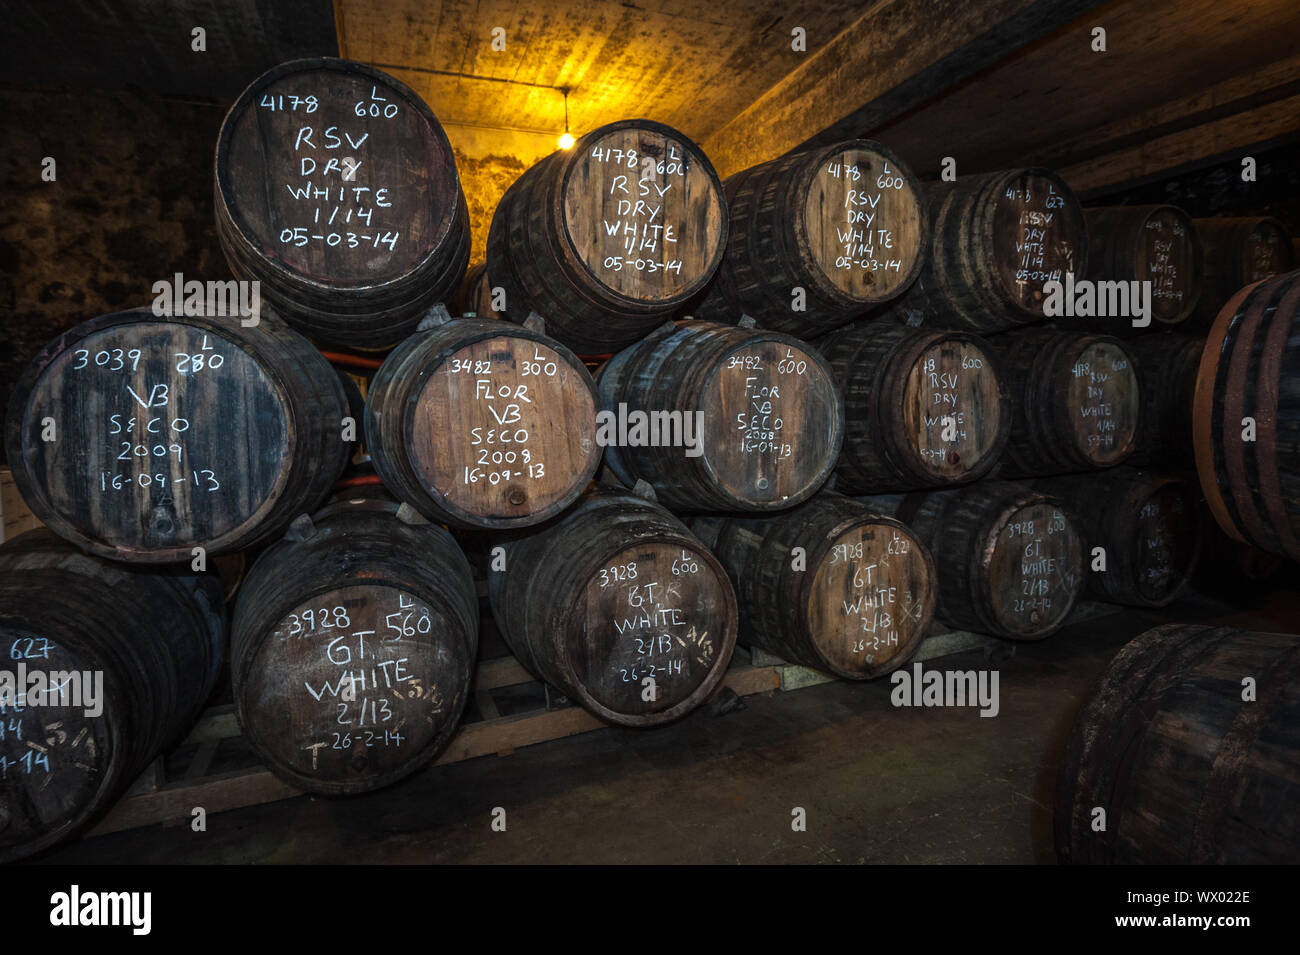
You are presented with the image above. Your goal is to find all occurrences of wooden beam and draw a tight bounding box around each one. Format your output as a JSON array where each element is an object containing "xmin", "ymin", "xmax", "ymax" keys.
[
  {"xmin": 864, "ymin": 0, "xmax": 1300, "ymax": 181},
  {"xmin": 89, "ymin": 665, "xmax": 781, "ymax": 836},
  {"xmin": 1059, "ymin": 92, "xmax": 1300, "ymax": 197},
  {"xmin": 1041, "ymin": 52, "xmax": 1300, "ymax": 184},
  {"xmin": 702, "ymin": 0, "xmax": 1103, "ymax": 178}
]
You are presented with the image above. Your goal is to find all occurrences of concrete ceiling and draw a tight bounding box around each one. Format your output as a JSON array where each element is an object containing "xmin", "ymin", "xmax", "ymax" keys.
[{"xmin": 336, "ymin": 0, "xmax": 869, "ymax": 143}]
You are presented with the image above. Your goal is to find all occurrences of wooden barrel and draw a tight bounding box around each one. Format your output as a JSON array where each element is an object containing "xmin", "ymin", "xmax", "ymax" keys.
[
  {"xmin": 866, "ymin": 481, "xmax": 1085, "ymax": 640},
  {"xmin": 1193, "ymin": 269, "xmax": 1300, "ymax": 561},
  {"xmin": 451, "ymin": 263, "xmax": 503, "ymax": 319},
  {"xmin": 691, "ymin": 492, "xmax": 936, "ymax": 679},
  {"xmin": 693, "ymin": 140, "xmax": 926, "ymax": 336},
  {"xmin": 818, "ymin": 322, "xmax": 1010, "ymax": 492},
  {"xmin": 597, "ymin": 321, "xmax": 843, "ymax": 512},
  {"xmin": 231, "ymin": 495, "xmax": 478, "ymax": 795},
  {"xmin": 887, "ymin": 168, "xmax": 1087, "ymax": 333},
  {"xmin": 365, "ymin": 316, "xmax": 600, "ymax": 529},
  {"xmin": 485, "ymin": 119, "xmax": 727, "ymax": 355},
  {"xmin": 1124, "ymin": 333, "xmax": 1201, "ymax": 468},
  {"xmin": 989, "ymin": 329, "xmax": 1139, "ymax": 477},
  {"xmin": 0, "ymin": 529, "xmax": 225, "ymax": 863},
  {"xmin": 488, "ymin": 486, "xmax": 738, "ymax": 726},
  {"xmin": 1057, "ymin": 623, "xmax": 1300, "ymax": 864},
  {"xmin": 4, "ymin": 308, "xmax": 350, "ymax": 562},
  {"xmin": 1031, "ymin": 469, "xmax": 1202, "ymax": 607},
  {"xmin": 214, "ymin": 58, "xmax": 470, "ymax": 351},
  {"xmin": 1082, "ymin": 205, "xmax": 1202, "ymax": 328},
  {"xmin": 1192, "ymin": 216, "xmax": 1294, "ymax": 326}
]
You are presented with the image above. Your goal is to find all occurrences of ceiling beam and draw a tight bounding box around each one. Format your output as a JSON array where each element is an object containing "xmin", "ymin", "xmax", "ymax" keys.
[
  {"xmin": 1059, "ymin": 92, "xmax": 1300, "ymax": 198},
  {"xmin": 702, "ymin": 0, "xmax": 1104, "ymax": 179},
  {"xmin": 1039, "ymin": 52, "xmax": 1300, "ymax": 179}
]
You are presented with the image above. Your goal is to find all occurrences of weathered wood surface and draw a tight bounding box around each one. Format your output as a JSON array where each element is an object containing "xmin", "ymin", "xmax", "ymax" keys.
[
  {"xmin": 1083, "ymin": 205, "xmax": 1203, "ymax": 328},
  {"xmin": 695, "ymin": 140, "xmax": 925, "ymax": 336},
  {"xmin": 887, "ymin": 168, "xmax": 1087, "ymax": 334},
  {"xmin": 365, "ymin": 317, "xmax": 600, "ymax": 529},
  {"xmin": 990, "ymin": 329, "xmax": 1138, "ymax": 476},
  {"xmin": 486, "ymin": 120, "xmax": 727, "ymax": 355},
  {"xmin": 4, "ymin": 308, "xmax": 349, "ymax": 562},
  {"xmin": 819, "ymin": 322, "xmax": 1009, "ymax": 492},
  {"xmin": 867, "ymin": 481, "xmax": 1084, "ymax": 640},
  {"xmin": 0, "ymin": 467, "xmax": 42, "ymax": 544},
  {"xmin": 598, "ymin": 321, "xmax": 843, "ymax": 511},
  {"xmin": 452, "ymin": 263, "xmax": 502, "ymax": 320},
  {"xmin": 1032, "ymin": 469, "xmax": 1202, "ymax": 607},
  {"xmin": 231, "ymin": 496, "xmax": 478, "ymax": 795},
  {"xmin": 1193, "ymin": 268, "xmax": 1300, "ymax": 561},
  {"xmin": 693, "ymin": 492, "xmax": 936, "ymax": 680},
  {"xmin": 86, "ymin": 659, "xmax": 781, "ymax": 837},
  {"xmin": 871, "ymin": 7, "xmax": 1300, "ymax": 184},
  {"xmin": 1057, "ymin": 623, "xmax": 1300, "ymax": 864},
  {"xmin": 702, "ymin": 0, "xmax": 1105, "ymax": 178},
  {"xmin": 1060, "ymin": 90, "xmax": 1300, "ymax": 197},
  {"xmin": 0, "ymin": 529, "xmax": 225, "ymax": 863},
  {"xmin": 488, "ymin": 486, "xmax": 738, "ymax": 727},
  {"xmin": 215, "ymin": 57, "xmax": 470, "ymax": 350}
]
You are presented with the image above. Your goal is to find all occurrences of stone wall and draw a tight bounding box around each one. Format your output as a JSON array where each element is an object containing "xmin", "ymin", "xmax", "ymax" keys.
[
  {"xmin": 0, "ymin": 88, "xmax": 229, "ymax": 420},
  {"xmin": 0, "ymin": 89, "xmax": 561, "ymax": 464}
]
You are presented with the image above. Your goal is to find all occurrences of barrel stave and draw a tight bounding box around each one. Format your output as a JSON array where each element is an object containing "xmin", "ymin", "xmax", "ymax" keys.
[
  {"xmin": 1193, "ymin": 269, "xmax": 1300, "ymax": 561},
  {"xmin": 819, "ymin": 321, "xmax": 1010, "ymax": 492},
  {"xmin": 365, "ymin": 317, "xmax": 600, "ymax": 529},
  {"xmin": 231, "ymin": 496, "xmax": 478, "ymax": 795},
  {"xmin": 692, "ymin": 492, "xmax": 936, "ymax": 679},
  {"xmin": 4, "ymin": 308, "xmax": 349, "ymax": 562},
  {"xmin": 214, "ymin": 58, "xmax": 470, "ymax": 350},
  {"xmin": 489, "ymin": 487, "xmax": 738, "ymax": 726},
  {"xmin": 889, "ymin": 168, "xmax": 1086, "ymax": 334},
  {"xmin": 696, "ymin": 140, "xmax": 926, "ymax": 336},
  {"xmin": 1031, "ymin": 468, "xmax": 1201, "ymax": 607},
  {"xmin": 0, "ymin": 530, "xmax": 224, "ymax": 862},
  {"xmin": 1082, "ymin": 205, "xmax": 1203, "ymax": 329},
  {"xmin": 867, "ymin": 481, "xmax": 1085, "ymax": 640},
  {"xmin": 1057, "ymin": 623, "xmax": 1300, "ymax": 864},
  {"xmin": 990, "ymin": 328, "xmax": 1139, "ymax": 477},
  {"xmin": 597, "ymin": 321, "xmax": 844, "ymax": 511},
  {"xmin": 486, "ymin": 120, "xmax": 728, "ymax": 355}
]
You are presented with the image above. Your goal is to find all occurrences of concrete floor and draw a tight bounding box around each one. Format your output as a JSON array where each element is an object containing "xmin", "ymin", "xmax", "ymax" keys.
[{"xmin": 35, "ymin": 592, "xmax": 1295, "ymax": 865}]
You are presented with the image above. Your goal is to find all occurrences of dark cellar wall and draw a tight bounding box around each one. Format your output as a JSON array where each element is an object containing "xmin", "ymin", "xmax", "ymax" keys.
[{"xmin": 0, "ymin": 88, "xmax": 229, "ymax": 439}]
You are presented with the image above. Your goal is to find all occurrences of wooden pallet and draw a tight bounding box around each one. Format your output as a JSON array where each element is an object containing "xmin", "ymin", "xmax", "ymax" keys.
[
  {"xmin": 89, "ymin": 656, "xmax": 781, "ymax": 836},
  {"xmin": 87, "ymin": 601, "xmax": 1122, "ymax": 837}
]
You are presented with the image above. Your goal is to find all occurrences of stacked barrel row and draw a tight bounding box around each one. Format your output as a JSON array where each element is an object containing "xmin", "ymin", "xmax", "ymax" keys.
[{"xmin": 4, "ymin": 54, "xmax": 1299, "ymax": 868}]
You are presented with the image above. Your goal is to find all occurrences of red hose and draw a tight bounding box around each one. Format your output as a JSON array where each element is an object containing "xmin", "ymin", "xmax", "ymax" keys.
[
  {"xmin": 332, "ymin": 475, "xmax": 385, "ymax": 491},
  {"xmin": 321, "ymin": 351, "xmax": 384, "ymax": 370}
]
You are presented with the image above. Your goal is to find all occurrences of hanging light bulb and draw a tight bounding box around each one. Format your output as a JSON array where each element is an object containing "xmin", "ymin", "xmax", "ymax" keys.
[{"xmin": 557, "ymin": 88, "xmax": 574, "ymax": 149}]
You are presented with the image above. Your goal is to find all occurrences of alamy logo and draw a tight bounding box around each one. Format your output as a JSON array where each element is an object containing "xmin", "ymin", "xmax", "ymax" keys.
[
  {"xmin": 49, "ymin": 885, "xmax": 151, "ymax": 935},
  {"xmin": 596, "ymin": 403, "xmax": 704, "ymax": 458},
  {"xmin": 890, "ymin": 662, "xmax": 1000, "ymax": 717},
  {"xmin": 151, "ymin": 272, "xmax": 260, "ymax": 326},
  {"xmin": 0, "ymin": 665, "xmax": 103, "ymax": 717},
  {"xmin": 1042, "ymin": 272, "xmax": 1151, "ymax": 328}
]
